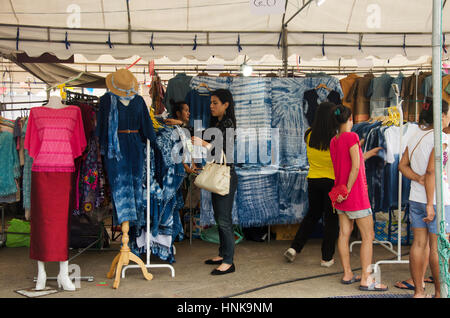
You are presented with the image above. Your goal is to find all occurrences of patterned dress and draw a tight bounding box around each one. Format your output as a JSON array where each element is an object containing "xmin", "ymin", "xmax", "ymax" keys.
[{"xmin": 96, "ymin": 94, "xmax": 156, "ymax": 228}]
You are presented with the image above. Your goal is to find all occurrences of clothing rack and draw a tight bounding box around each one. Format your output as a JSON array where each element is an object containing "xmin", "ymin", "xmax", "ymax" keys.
[
  {"xmin": 348, "ymin": 84, "xmax": 409, "ymax": 276},
  {"xmin": 122, "ymin": 139, "xmax": 175, "ymax": 279},
  {"xmin": 373, "ymin": 84, "xmax": 410, "ymax": 274}
]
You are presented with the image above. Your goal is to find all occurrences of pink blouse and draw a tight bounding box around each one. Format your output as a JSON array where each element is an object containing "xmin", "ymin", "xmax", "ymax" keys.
[
  {"xmin": 330, "ymin": 132, "xmax": 371, "ymax": 211},
  {"xmin": 24, "ymin": 106, "xmax": 86, "ymax": 172}
]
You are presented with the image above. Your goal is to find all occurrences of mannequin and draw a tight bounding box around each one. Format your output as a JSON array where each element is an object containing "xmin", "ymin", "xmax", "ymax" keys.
[
  {"xmin": 25, "ymin": 91, "xmax": 86, "ymax": 292},
  {"xmin": 97, "ymin": 69, "xmax": 156, "ymax": 288},
  {"xmin": 44, "ymin": 94, "xmax": 67, "ymax": 109}
]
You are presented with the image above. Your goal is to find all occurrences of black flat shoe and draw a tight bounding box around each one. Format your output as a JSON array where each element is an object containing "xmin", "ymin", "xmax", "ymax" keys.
[
  {"xmin": 211, "ymin": 263, "xmax": 235, "ymax": 275},
  {"xmin": 204, "ymin": 259, "xmax": 223, "ymax": 265}
]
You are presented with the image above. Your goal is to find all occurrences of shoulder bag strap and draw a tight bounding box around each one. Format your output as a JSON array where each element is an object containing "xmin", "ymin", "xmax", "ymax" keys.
[{"xmin": 409, "ymin": 130, "xmax": 433, "ymax": 161}]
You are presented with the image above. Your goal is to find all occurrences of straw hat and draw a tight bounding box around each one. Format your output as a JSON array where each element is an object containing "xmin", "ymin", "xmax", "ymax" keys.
[{"xmin": 105, "ymin": 68, "xmax": 138, "ymax": 97}]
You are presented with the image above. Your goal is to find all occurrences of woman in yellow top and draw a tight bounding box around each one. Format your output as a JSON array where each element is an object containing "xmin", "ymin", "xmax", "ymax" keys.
[
  {"xmin": 284, "ymin": 102, "xmax": 381, "ymax": 268},
  {"xmin": 284, "ymin": 102, "xmax": 340, "ymax": 267}
]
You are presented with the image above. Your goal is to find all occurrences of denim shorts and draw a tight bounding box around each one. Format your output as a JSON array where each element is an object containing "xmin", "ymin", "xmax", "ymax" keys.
[
  {"xmin": 409, "ymin": 201, "xmax": 450, "ymax": 235},
  {"xmin": 336, "ymin": 208, "xmax": 373, "ymax": 220}
]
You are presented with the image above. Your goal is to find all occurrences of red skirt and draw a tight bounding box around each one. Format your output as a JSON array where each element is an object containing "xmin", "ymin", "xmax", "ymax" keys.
[{"xmin": 30, "ymin": 171, "xmax": 74, "ymax": 262}]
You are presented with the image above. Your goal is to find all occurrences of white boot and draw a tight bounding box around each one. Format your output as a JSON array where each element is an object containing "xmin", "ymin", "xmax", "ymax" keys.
[
  {"xmin": 35, "ymin": 261, "xmax": 47, "ymax": 290},
  {"xmin": 57, "ymin": 261, "xmax": 76, "ymax": 291}
]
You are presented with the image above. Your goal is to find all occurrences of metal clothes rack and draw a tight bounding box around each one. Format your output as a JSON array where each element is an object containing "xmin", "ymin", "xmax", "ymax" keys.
[
  {"xmin": 373, "ymin": 84, "xmax": 410, "ymax": 273},
  {"xmin": 122, "ymin": 139, "xmax": 175, "ymax": 279},
  {"xmin": 348, "ymin": 84, "xmax": 410, "ymax": 273}
]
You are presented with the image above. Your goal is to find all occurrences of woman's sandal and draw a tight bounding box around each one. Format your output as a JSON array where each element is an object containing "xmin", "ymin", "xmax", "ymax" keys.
[{"xmin": 359, "ymin": 282, "xmax": 388, "ymax": 292}]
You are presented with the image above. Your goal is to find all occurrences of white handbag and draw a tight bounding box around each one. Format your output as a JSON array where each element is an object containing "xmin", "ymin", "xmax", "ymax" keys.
[{"xmin": 194, "ymin": 151, "xmax": 230, "ymax": 196}]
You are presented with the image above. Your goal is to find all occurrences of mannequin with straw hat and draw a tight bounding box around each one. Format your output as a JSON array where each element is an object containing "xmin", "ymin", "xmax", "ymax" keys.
[{"xmin": 97, "ymin": 68, "xmax": 157, "ymax": 288}]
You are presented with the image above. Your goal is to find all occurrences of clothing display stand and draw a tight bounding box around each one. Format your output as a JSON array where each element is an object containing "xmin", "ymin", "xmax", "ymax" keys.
[
  {"xmin": 373, "ymin": 84, "xmax": 409, "ymax": 274},
  {"xmin": 350, "ymin": 84, "xmax": 407, "ymax": 264},
  {"xmin": 121, "ymin": 139, "xmax": 175, "ymax": 280}
]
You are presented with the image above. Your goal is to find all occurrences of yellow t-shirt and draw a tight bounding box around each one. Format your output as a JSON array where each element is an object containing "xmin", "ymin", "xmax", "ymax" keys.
[{"xmin": 306, "ymin": 132, "xmax": 335, "ymax": 180}]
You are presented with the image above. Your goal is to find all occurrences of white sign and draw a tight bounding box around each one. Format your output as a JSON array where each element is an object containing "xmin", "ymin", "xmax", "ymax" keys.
[{"xmin": 250, "ymin": 0, "xmax": 286, "ymax": 15}]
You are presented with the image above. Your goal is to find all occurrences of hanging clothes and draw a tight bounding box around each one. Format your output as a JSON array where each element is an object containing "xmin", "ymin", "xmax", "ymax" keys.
[
  {"xmin": 340, "ymin": 73, "xmax": 360, "ymax": 110},
  {"xmin": 150, "ymin": 75, "xmax": 166, "ymax": 116},
  {"xmin": 129, "ymin": 125, "xmax": 185, "ymax": 263},
  {"xmin": 347, "ymin": 73, "xmax": 374, "ymax": 123},
  {"xmin": 366, "ymin": 73, "xmax": 393, "ymax": 117},
  {"xmin": 421, "ymin": 73, "xmax": 450, "ymax": 105},
  {"xmin": 303, "ymin": 89, "xmax": 342, "ymax": 126},
  {"xmin": 0, "ymin": 117, "xmax": 20, "ymax": 201},
  {"xmin": 163, "ymin": 73, "xmax": 193, "ymax": 116},
  {"xmin": 185, "ymin": 88, "xmax": 211, "ymax": 130},
  {"xmin": 401, "ymin": 72, "xmax": 432, "ymax": 122},
  {"xmin": 24, "ymin": 105, "xmax": 86, "ymax": 262},
  {"xmin": 96, "ymin": 93, "xmax": 157, "ymax": 228},
  {"xmin": 388, "ymin": 72, "xmax": 405, "ymax": 106},
  {"xmin": 21, "ymin": 117, "xmax": 33, "ymax": 215}
]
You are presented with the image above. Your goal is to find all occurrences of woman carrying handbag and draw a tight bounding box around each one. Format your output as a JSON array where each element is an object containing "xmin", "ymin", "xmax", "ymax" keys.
[{"xmin": 191, "ymin": 89, "xmax": 238, "ymax": 275}]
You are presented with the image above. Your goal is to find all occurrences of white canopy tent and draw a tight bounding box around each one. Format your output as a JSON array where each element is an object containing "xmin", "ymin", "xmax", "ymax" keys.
[{"xmin": 0, "ymin": 0, "xmax": 448, "ymax": 64}]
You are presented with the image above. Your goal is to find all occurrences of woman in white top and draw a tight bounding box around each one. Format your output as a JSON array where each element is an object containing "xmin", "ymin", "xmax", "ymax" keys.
[{"xmin": 399, "ymin": 99, "xmax": 450, "ymax": 298}]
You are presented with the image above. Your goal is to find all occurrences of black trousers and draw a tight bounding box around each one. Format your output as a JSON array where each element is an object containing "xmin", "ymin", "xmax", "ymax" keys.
[
  {"xmin": 291, "ymin": 178, "xmax": 339, "ymax": 261},
  {"xmin": 211, "ymin": 168, "xmax": 238, "ymax": 264}
]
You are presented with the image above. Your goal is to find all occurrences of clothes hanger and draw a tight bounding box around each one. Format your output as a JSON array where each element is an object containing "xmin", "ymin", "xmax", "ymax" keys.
[
  {"xmin": 315, "ymin": 83, "xmax": 331, "ymax": 91},
  {"xmin": 195, "ymin": 82, "xmax": 212, "ymax": 91}
]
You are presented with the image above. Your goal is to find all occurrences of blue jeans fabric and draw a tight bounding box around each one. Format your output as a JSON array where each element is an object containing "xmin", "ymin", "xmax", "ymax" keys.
[
  {"xmin": 409, "ymin": 201, "xmax": 450, "ymax": 234},
  {"xmin": 382, "ymin": 154, "xmax": 411, "ymax": 211},
  {"xmin": 363, "ymin": 125, "xmax": 387, "ymax": 212}
]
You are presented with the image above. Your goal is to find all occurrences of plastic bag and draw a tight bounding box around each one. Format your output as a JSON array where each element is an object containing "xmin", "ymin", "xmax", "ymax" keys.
[
  {"xmin": 6, "ymin": 218, "xmax": 30, "ymax": 247},
  {"xmin": 200, "ymin": 225, "xmax": 244, "ymax": 245}
]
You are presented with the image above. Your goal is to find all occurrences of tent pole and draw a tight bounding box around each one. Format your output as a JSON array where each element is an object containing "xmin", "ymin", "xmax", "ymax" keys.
[
  {"xmin": 282, "ymin": 26, "xmax": 288, "ymax": 77},
  {"xmin": 432, "ymin": 0, "xmax": 447, "ymax": 298}
]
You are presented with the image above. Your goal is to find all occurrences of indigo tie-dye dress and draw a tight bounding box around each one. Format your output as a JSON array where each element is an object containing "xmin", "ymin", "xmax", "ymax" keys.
[{"xmin": 96, "ymin": 93, "xmax": 156, "ymax": 228}]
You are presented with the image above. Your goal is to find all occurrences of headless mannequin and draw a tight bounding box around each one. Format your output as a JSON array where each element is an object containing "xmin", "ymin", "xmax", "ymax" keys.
[
  {"xmin": 35, "ymin": 94, "xmax": 75, "ymax": 291},
  {"xmin": 44, "ymin": 95, "xmax": 67, "ymax": 109}
]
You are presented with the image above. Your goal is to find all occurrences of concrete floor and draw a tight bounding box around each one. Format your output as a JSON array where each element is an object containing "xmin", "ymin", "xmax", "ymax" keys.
[{"xmin": 0, "ymin": 236, "xmax": 435, "ymax": 298}]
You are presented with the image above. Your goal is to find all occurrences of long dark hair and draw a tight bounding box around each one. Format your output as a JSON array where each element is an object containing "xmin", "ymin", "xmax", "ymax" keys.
[
  {"xmin": 419, "ymin": 97, "xmax": 449, "ymax": 126},
  {"xmin": 209, "ymin": 89, "xmax": 237, "ymax": 128},
  {"xmin": 306, "ymin": 102, "xmax": 337, "ymax": 151},
  {"xmin": 170, "ymin": 99, "xmax": 187, "ymax": 120},
  {"xmin": 332, "ymin": 104, "xmax": 352, "ymax": 129}
]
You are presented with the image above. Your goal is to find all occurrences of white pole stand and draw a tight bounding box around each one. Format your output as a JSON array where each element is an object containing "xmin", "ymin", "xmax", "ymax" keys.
[
  {"xmin": 122, "ymin": 140, "xmax": 175, "ymax": 279},
  {"xmin": 361, "ymin": 90, "xmax": 410, "ymax": 276}
]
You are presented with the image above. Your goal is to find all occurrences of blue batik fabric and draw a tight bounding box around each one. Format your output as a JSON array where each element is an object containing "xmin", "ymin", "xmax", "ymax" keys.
[
  {"xmin": 190, "ymin": 76, "xmax": 232, "ymax": 91},
  {"xmin": 130, "ymin": 126, "xmax": 185, "ymax": 263},
  {"xmin": 231, "ymin": 78, "xmax": 273, "ymax": 165},
  {"xmin": 276, "ymin": 169, "xmax": 309, "ymax": 224},
  {"xmin": 271, "ymin": 77, "xmax": 343, "ymax": 168},
  {"xmin": 96, "ymin": 93, "xmax": 156, "ymax": 227},
  {"xmin": 271, "ymin": 78, "xmax": 309, "ymax": 169},
  {"xmin": 235, "ymin": 166, "xmax": 279, "ymax": 227}
]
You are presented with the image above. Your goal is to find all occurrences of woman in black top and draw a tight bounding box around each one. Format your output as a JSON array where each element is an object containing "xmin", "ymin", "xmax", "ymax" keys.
[{"xmin": 191, "ymin": 89, "xmax": 238, "ymax": 275}]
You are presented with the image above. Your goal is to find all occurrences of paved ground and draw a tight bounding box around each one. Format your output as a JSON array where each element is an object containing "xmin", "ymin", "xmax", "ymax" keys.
[{"xmin": 0, "ymin": 236, "xmax": 434, "ymax": 298}]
